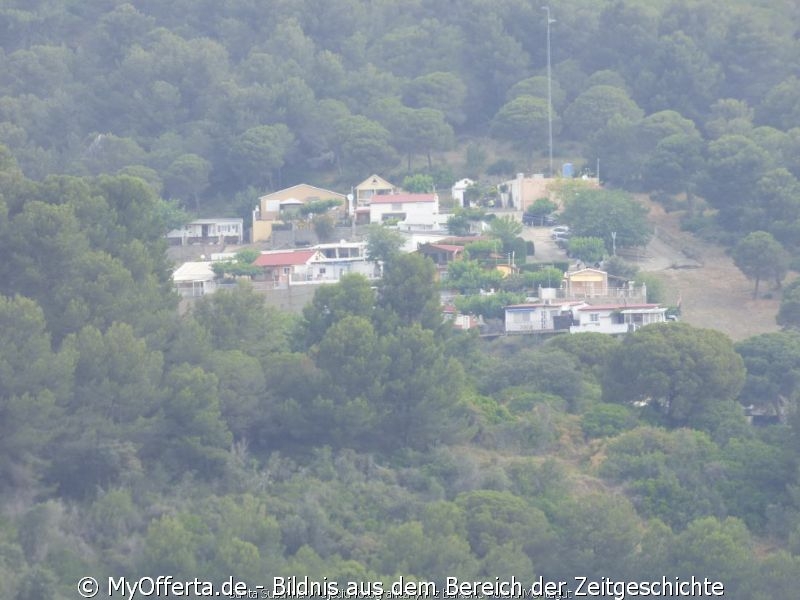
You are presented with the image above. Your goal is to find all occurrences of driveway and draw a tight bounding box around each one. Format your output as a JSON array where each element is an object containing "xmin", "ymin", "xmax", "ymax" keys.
[{"xmin": 519, "ymin": 221, "xmax": 570, "ymax": 264}]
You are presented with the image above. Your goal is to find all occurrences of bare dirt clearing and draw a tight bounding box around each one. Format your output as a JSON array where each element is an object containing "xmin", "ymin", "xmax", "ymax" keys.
[
  {"xmin": 634, "ymin": 197, "xmax": 781, "ymax": 341},
  {"xmin": 521, "ymin": 197, "xmax": 783, "ymax": 341}
]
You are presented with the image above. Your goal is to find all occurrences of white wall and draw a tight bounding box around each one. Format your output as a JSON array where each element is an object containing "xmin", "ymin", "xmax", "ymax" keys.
[{"xmin": 369, "ymin": 199, "xmax": 439, "ymax": 226}]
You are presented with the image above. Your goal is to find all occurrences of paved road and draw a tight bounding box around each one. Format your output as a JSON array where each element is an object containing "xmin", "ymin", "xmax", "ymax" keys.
[{"xmin": 519, "ymin": 222, "xmax": 571, "ymax": 264}]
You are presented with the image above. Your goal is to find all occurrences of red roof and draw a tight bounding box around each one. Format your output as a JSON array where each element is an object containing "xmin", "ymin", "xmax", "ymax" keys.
[
  {"xmin": 370, "ymin": 193, "xmax": 436, "ymax": 204},
  {"xmin": 253, "ymin": 249, "xmax": 316, "ymax": 267},
  {"xmin": 578, "ymin": 303, "xmax": 659, "ymax": 311}
]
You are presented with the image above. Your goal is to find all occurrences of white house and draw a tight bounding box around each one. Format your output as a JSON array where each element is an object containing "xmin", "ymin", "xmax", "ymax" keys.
[
  {"xmin": 569, "ymin": 303, "xmax": 667, "ymax": 335},
  {"xmin": 251, "ymin": 244, "xmax": 379, "ymax": 287},
  {"xmin": 172, "ymin": 261, "xmax": 217, "ymax": 297},
  {"xmin": 299, "ymin": 241, "xmax": 380, "ymax": 284},
  {"xmin": 504, "ymin": 301, "xmax": 586, "ymax": 334},
  {"xmin": 167, "ymin": 218, "xmax": 244, "ymax": 245},
  {"xmin": 369, "ymin": 193, "xmax": 441, "ymax": 229},
  {"xmin": 451, "ymin": 178, "xmax": 475, "ymax": 208},
  {"xmin": 443, "ymin": 305, "xmax": 480, "ymax": 330}
]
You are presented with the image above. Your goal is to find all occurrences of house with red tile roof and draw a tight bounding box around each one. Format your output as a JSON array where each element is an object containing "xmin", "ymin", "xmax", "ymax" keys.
[
  {"xmin": 252, "ymin": 243, "xmax": 380, "ymax": 287},
  {"xmin": 252, "ymin": 249, "xmax": 321, "ymax": 286},
  {"xmin": 417, "ymin": 243, "xmax": 465, "ymax": 266}
]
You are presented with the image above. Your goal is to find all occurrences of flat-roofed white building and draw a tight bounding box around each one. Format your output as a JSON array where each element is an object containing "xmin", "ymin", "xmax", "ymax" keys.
[
  {"xmin": 570, "ymin": 303, "xmax": 667, "ymax": 334},
  {"xmin": 369, "ymin": 193, "xmax": 441, "ymax": 230},
  {"xmin": 167, "ymin": 218, "xmax": 244, "ymax": 245}
]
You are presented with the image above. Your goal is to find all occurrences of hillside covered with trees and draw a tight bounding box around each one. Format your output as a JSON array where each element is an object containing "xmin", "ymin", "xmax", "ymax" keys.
[
  {"xmin": 2, "ymin": 0, "xmax": 800, "ymax": 598},
  {"xmin": 0, "ymin": 151, "xmax": 799, "ymax": 596},
  {"xmin": 3, "ymin": 0, "xmax": 800, "ymax": 272}
]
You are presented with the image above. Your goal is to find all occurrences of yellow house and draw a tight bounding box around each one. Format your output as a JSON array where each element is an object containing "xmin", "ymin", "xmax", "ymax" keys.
[
  {"xmin": 354, "ymin": 174, "xmax": 397, "ymax": 209},
  {"xmin": 563, "ymin": 268, "xmax": 609, "ymax": 297},
  {"xmin": 252, "ymin": 183, "xmax": 346, "ymax": 242}
]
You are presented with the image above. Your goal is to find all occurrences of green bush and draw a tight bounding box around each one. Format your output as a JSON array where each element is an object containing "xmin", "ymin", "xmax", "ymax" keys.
[{"xmin": 581, "ymin": 404, "xmax": 636, "ymax": 439}]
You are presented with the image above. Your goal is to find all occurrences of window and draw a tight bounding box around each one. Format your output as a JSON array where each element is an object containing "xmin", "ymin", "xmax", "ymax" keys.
[
  {"xmin": 589, "ymin": 313, "xmax": 599, "ymax": 322},
  {"xmin": 510, "ymin": 312, "xmax": 530, "ymax": 323}
]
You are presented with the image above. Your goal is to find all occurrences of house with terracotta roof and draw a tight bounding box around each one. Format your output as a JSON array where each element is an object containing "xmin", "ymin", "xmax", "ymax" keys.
[
  {"xmin": 417, "ymin": 242, "xmax": 466, "ymax": 279},
  {"xmin": 252, "ymin": 249, "xmax": 321, "ymax": 287},
  {"xmin": 369, "ymin": 193, "xmax": 441, "ymax": 229},
  {"xmin": 570, "ymin": 303, "xmax": 667, "ymax": 334},
  {"xmin": 417, "ymin": 243, "xmax": 465, "ymax": 266},
  {"xmin": 252, "ymin": 243, "xmax": 380, "ymax": 287}
]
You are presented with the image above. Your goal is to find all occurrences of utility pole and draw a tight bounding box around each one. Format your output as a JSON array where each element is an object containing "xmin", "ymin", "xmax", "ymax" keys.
[{"xmin": 542, "ymin": 6, "xmax": 555, "ymax": 178}]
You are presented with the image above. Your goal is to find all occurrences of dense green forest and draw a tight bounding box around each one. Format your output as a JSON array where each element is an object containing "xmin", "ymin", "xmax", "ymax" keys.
[
  {"xmin": 2, "ymin": 0, "xmax": 800, "ymax": 598},
  {"xmin": 1, "ymin": 0, "xmax": 800, "ymax": 240}
]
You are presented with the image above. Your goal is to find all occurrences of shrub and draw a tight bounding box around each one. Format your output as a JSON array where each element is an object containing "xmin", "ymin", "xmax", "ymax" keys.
[{"xmin": 581, "ymin": 404, "xmax": 636, "ymax": 439}]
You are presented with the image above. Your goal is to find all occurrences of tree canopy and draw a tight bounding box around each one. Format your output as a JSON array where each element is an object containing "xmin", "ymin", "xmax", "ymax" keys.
[
  {"xmin": 732, "ymin": 231, "xmax": 789, "ymax": 298},
  {"xmin": 603, "ymin": 323, "xmax": 746, "ymax": 427},
  {"xmin": 2, "ymin": 1, "xmax": 800, "ymax": 595},
  {"xmin": 561, "ymin": 189, "xmax": 651, "ymax": 251}
]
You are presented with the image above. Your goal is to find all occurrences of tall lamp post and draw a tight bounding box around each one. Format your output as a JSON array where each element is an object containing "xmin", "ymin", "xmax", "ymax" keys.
[{"xmin": 542, "ymin": 6, "xmax": 555, "ymax": 178}]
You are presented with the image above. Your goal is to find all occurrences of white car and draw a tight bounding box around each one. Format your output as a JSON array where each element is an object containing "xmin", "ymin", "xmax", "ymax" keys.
[{"xmin": 551, "ymin": 226, "xmax": 570, "ymax": 235}]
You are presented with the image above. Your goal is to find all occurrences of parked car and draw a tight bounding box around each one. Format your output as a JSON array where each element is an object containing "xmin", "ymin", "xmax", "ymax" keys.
[{"xmin": 551, "ymin": 225, "xmax": 570, "ymax": 235}]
